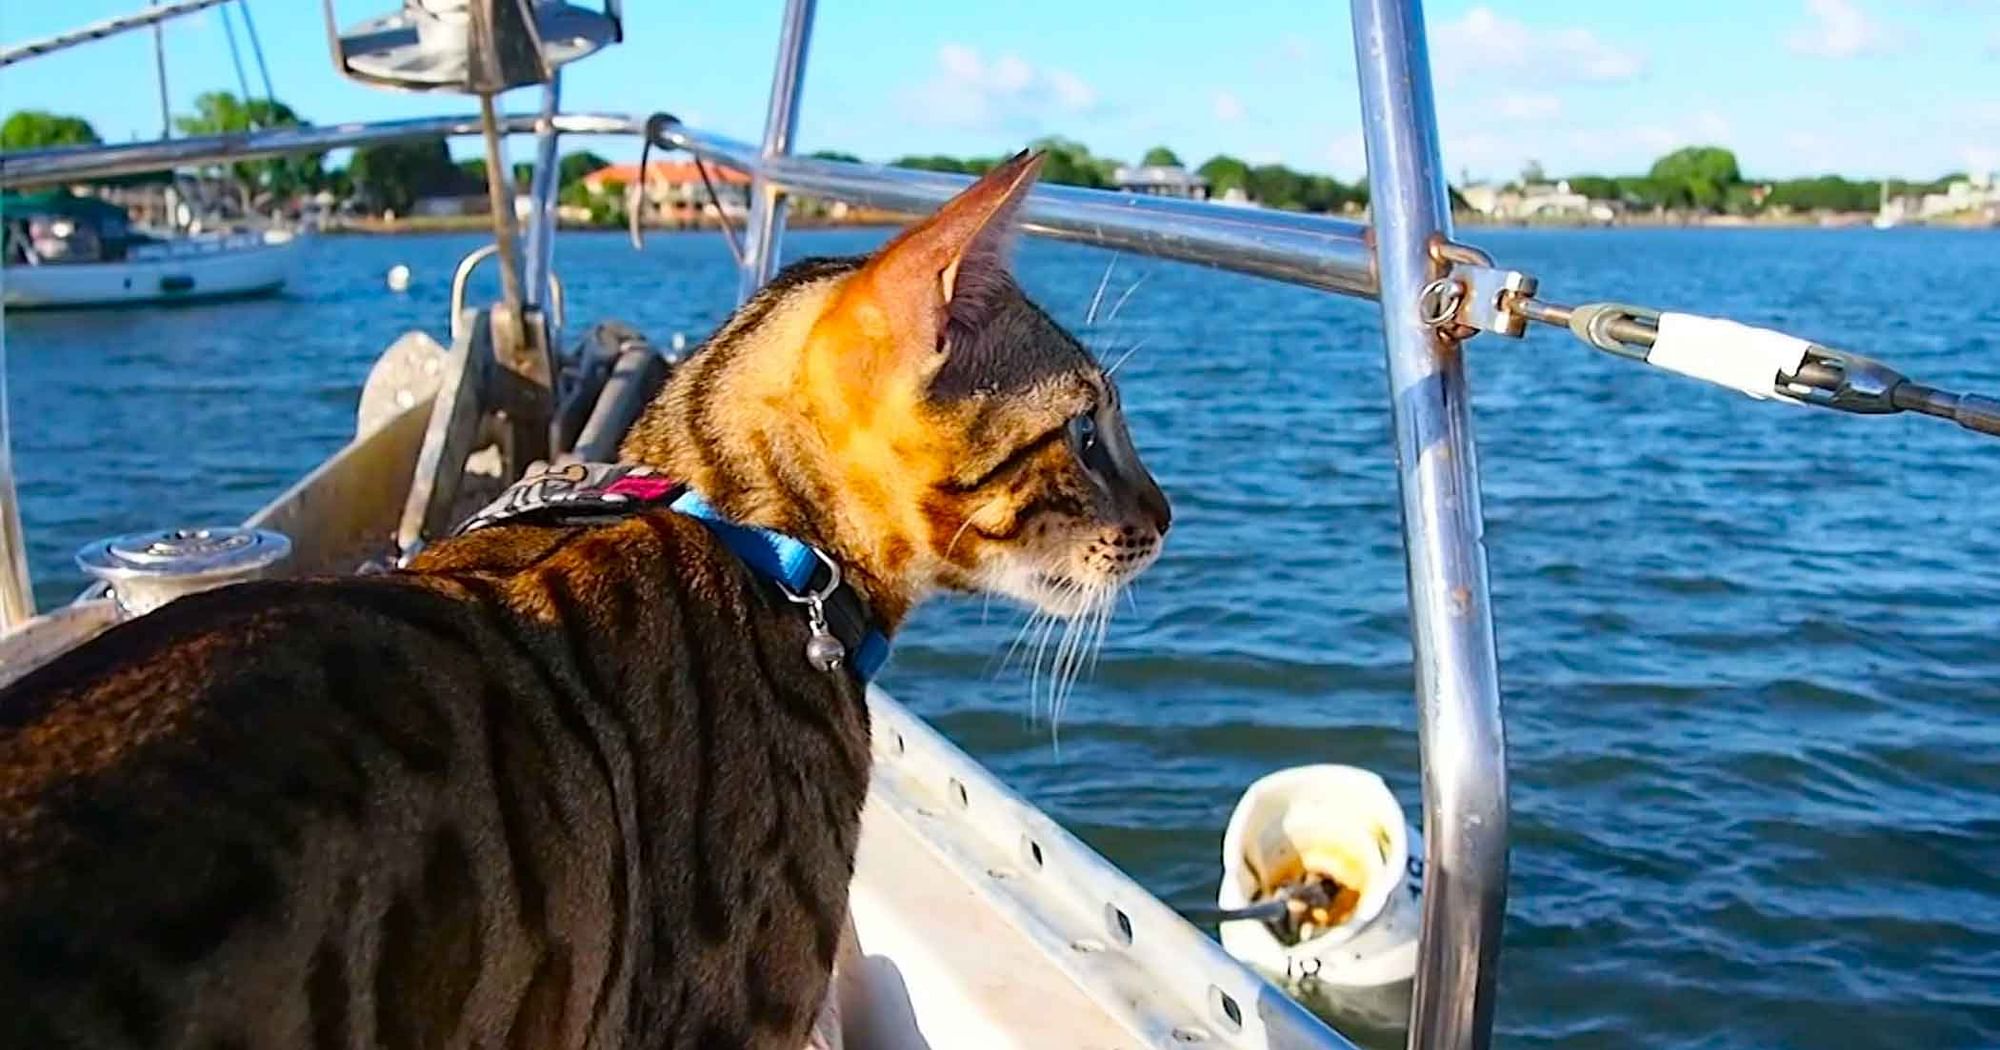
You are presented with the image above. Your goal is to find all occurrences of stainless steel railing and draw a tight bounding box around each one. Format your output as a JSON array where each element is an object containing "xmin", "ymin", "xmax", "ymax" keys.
[
  {"xmin": 0, "ymin": 115, "xmax": 1379, "ymax": 299},
  {"xmin": 0, "ymin": 112, "xmax": 644, "ymax": 188},
  {"xmin": 1352, "ymin": 3, "xmax": 1507, "ymax": 1047},
  {"xmin": 0, "ymin": 6, "xmax": 1506, "ymax": 1041}
]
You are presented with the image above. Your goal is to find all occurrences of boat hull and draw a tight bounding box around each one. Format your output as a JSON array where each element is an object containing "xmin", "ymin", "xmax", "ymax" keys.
[{"xmin": 2, "ymin": 232, "xmax": 301, "ymax": 310}]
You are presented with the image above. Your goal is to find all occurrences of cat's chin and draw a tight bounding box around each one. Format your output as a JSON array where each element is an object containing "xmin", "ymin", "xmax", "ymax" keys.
[{"xmin": 982, "ymin": 566, "xmax": 1121, "ymax": 619}]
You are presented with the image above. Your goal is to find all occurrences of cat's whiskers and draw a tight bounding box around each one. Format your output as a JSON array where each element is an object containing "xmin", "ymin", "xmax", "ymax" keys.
[
  {"xmin": 1084, "ymin": 252, "xmax": 1120, "ymax": 328},
  {"xmin": 1104, "ymin": 273, "xmax": 1149, "ymax": 328},
  {"xmin": 1105, "ymin": 338, "xmax": 1150, "ymax": 377}
]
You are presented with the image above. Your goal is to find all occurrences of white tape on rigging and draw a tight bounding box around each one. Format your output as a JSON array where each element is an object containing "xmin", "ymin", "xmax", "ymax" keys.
[{"xmin": 1649, "ymin": 313, "xmax": 1812, "ymax": 402}]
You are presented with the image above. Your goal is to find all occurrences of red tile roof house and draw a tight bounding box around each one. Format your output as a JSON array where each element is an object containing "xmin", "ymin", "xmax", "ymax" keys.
[{"xmin": 579, "ymin": 161, "xmax": 752, "ymax": 225}]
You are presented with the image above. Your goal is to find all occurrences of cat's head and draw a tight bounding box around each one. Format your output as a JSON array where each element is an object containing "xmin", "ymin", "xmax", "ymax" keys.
[{"xmin": 625, "ymin": 151, "xmax": 1170, "ymax": 627}]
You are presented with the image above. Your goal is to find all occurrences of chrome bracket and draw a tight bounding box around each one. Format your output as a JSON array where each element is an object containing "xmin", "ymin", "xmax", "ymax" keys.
[
  {"xmin": 1452, "ymin": 262, "xmax": 1538, "ymax": 339},
  {"xmin": 1425, "ymin": 239, "xmax": 1538, "ymax": 340}
]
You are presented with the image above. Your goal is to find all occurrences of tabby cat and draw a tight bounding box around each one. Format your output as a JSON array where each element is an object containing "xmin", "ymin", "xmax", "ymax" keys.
[{"xmin": 0, "ymin": 150, "xmax": 1169, "ymax": 1050}]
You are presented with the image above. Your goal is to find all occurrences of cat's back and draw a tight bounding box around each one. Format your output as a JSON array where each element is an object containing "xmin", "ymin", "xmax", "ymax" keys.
[
  {"xmin": 0, "ymin": 575, "xmax": 517, "ymax": 1048},
  {"xmin": 0, "ymin": 510, "xmax": 874, "ymax": 1049}
]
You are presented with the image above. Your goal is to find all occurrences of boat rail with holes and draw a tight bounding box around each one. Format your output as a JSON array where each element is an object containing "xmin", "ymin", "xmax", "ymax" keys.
[{"xmin": 2, "ymin": 2, "xmax": 1995, "ymax": 1048}]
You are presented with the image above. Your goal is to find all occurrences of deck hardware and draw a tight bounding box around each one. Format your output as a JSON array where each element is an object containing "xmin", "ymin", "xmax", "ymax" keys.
[
  {"xmin": 1449, "ymin": 264, "xmax": 1537, "ymax": 338},
  {"xmin": 451, "ymin": 244, "xmax": 566, "ymax": 343},
  {"xmin": 76, "ymin": 526, "xmax": 291, "ymax": 616},
  {"xmin": 1210, "ymin": 986, "xmax": 1246, "ymax": 1033},
  {"xmin": 1418, "ymin": 238, "xmax": 1537, "ymax": 340},
  {"xmin": 1106, "ymin": 902, "xmax": 1135, "ymax": 946},
  {"xmin": 1172, "ymin": 1026, "xmax": 1211, "ymax": 1043},
  {"xmin": 1415, "ymin": 278, "xmax": 1462, "ymax": 329}
]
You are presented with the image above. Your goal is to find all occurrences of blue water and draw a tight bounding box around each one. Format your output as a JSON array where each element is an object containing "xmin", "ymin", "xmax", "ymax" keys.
[{"xmin": 7, "ymin": 227, "xmax": 1998, "ymax": 1048}]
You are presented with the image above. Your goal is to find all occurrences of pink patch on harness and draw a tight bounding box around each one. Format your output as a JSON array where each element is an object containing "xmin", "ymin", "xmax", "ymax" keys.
[{"xmin": 604, "ymin": 475, "xmax": 679, "ymax": 502}]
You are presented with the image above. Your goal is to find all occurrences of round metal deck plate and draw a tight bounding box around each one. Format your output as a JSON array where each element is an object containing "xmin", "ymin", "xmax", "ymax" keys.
[
  {"xmin": 76, "ymin": 526, "xmax": 292, "ymax": 615},
  {"xmin": 336, "ymin": 4, "xmax": 618, "ymax": 92}
]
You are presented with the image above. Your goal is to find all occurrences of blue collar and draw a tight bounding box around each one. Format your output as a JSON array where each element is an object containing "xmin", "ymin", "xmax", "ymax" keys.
[
  {"xmin": 453, "ymin": 462, "xmax": 890, "ymax": 682},
  {"xmin": 669, "ymin": 488, "xmax": 891, "ymax": 682}
]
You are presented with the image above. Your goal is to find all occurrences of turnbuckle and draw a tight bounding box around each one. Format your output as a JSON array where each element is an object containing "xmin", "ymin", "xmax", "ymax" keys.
[
  {"xmin": 1787, "ymin": 347, "xmax": 2000, "ymax": 435},
  {"xmin": 1411, "ymin": 237, "xmax": 2000, "ymax": 439},
  {"xmin": 1781, "ymin": 345, "xmax": 1905, "ymax": 415}
]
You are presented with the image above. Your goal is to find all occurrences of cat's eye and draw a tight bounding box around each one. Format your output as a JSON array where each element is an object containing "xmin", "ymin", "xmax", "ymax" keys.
[{"xmin": 1069, "ymin": 412, "xmax": 1098, "ymax": 452}]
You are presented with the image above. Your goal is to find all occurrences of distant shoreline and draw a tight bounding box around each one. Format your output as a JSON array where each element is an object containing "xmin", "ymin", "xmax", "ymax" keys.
[
  {"xmin": 1461, "ymin": 211, "xmax": 1995, "ymax": 230},
  {"xmin": 318, "ymin": 210, "xmax": 907, "ymax": 236},
  {"xmin": 317, "ymin": 208, "xmax": 1995, "ymax": 236}
]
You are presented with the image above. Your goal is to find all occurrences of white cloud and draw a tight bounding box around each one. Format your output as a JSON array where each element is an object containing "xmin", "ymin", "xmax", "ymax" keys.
[
  {"xmin": 1046, "ymin": 70, "xmax": 1097, "ymax": 110},
  {"xmin": 1782, "ymin": 130, "xmax": 1836, "ymax": 170},
  {"xmin": 1431, "ymin": 6, "xmax": 1647, "ymax": 84},
  {"xmin": 1212, "ymin": 91, "xmax": 1246, "ymax": 122},
  {"xmin": 1496, "ymin": 93, "xmax": 1562, "ymax": 120},
  {"xmin": 907, "ymin": 44, "xmax": 1098, "ymax": 132},
  {"xmin": 1626, "ymin": 111, "xmax": 1734, "ymax": 155},
  {"xmin": 1323, "ymin": 131, "xmax": 1366, "ymax": 175},
  {"xmin": 1276, "ymin": 34, "xmax": 1317, "ymax": 63},
  {"xmin": 1785, "ymin": 0, "xmax": 1896, "ymax": 58}
]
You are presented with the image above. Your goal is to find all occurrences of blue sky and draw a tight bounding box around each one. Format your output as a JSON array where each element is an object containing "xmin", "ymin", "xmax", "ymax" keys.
[{"xmin": 3, "ymin": 1, "xmax": 1996, "ymax": 182}]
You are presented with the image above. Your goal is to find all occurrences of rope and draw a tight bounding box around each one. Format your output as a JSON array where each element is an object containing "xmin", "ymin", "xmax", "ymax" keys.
[
  {"xmin": 235, "ymin": 0, "xmax": 277, "ymax": 110},
  {"xmin": 217, "ymin": 2, "xmax": 254, "ymax": 107},
  {"xmin": 629, "ymin": 113, "xmax": 746, "ymax": 265}
]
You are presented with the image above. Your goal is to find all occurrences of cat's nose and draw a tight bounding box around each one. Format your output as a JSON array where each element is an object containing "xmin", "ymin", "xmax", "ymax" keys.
[{"xmin": 1134, "ymin": 477, "xmax": 1171, "ymax": 536}]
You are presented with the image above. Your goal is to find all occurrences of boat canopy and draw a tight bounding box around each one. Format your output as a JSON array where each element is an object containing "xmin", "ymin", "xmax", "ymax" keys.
[{"xmin": 2, "ymin": 190, "xmax": 135, "ymax": 264}]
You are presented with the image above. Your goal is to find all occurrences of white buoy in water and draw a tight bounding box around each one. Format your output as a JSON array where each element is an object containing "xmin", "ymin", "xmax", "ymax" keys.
[
  {"xmin": 387, "ymin": 264, "xmax": 412, "ymax": 292},
  {"xmin": 1217, "ymin": 764, "xmax": 1423, "ymax": 1031}
]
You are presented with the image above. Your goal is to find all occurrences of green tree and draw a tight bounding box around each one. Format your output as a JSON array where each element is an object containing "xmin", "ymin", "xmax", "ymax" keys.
[
  {"xmin": 2, "ymin": 110, "xmax": 101, "ymax": 150},
  {"xmin": 1564, "ymin": 175, "xmax": 1621, "ymax": 200},
  {"xmin": 1247, "ymin": 164, "xmax": 1306, "ymax": 209},
  {"xmin": 587, "ymin": 177, "xmax": 628, "ymax": 226},
  {"xmin": 1765, "ymin": 175, "xmax": 1873, "ymax": 213},
  {"xmin": 891, "ymin": 154, "xmax": 974, "ymax": 174},
  {"xmin": 1198, "ymin": 154, "xmax": 1251, "ymax": 197},
  {"xmin": 557, "ymin": 151, "xmax": 610, "ymax": 187},
  {"xmin": 349, "ymin": 137, "xmax": 459, "ymax": 215},
  {"xmin": 1140, "ymin": 146, "xmax": 1182, "ymax": 167},
  {"xmin": 457, "ymin": 158, "xmax": 488, "ymax": 183},
  {"xmin": 173, "ymin": 92, "xmax": 322, "ymax": 208},
  {"xmin": 809, "ymin": 150, "xmax": 862, "ymax": 163},
  {"xmin": 1029, "ymin": 136, "xmax": 1113, "ymax": 188},
  {"xmin": 1615, "ymin": 176, "xmax": 1671, "ymax": 208},
  {"xmin": 1647, "ymin": 146, "xmax": 1742, "ymax": 212}
]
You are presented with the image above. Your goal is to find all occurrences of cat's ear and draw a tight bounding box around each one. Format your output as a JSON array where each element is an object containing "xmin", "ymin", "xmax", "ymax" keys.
[{"xmin": 857, "ymin": 149, "xmax": 1043, "ymax": 361}]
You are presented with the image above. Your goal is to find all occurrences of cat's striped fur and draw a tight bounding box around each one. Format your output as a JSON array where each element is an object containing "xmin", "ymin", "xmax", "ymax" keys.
[
  {"xmin": 2, "ymin": 512, "xmax": 867, "ymax": 1049},
  {"xmin": 0, "ymin": 151, "xmax": 1170, "ymax": 1049}
]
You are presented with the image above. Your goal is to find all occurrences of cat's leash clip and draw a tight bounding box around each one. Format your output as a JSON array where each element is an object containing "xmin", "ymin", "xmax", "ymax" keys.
[{"xmin": 778, "ymin": 546, "xmax": 848, "ymax": 674}]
